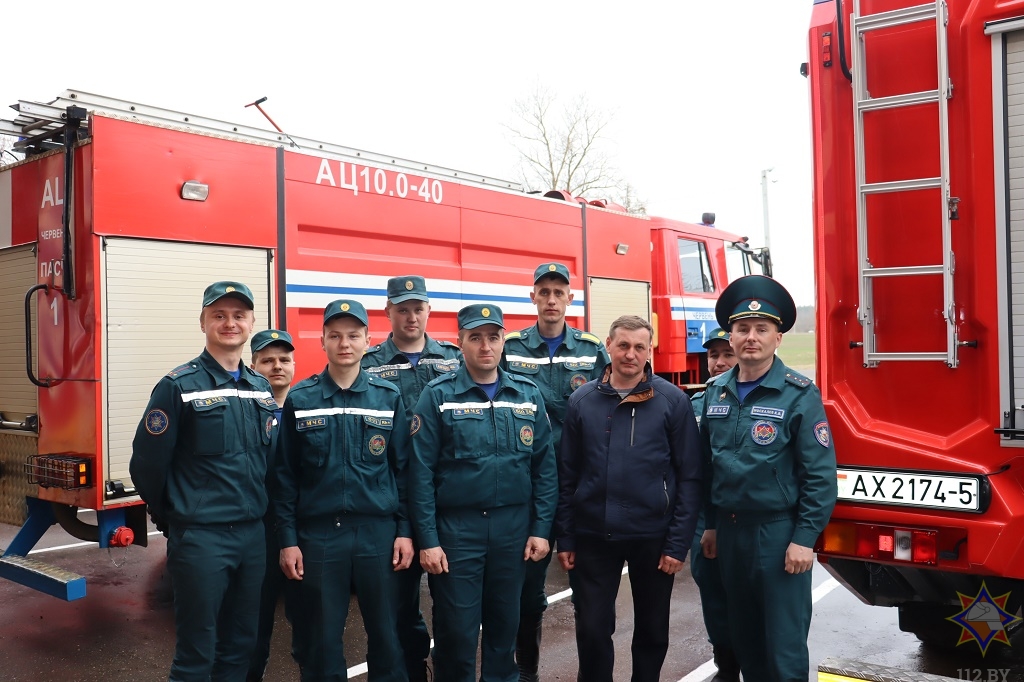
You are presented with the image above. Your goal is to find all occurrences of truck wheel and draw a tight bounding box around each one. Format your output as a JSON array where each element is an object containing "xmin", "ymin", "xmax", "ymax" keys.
[
  {"xmin": 899, "ymin": 601, "xmax": 1021, "ymax": 651},
  {"xmin": 898, "ymin": 603, "xmax": 977, "ymax": 650}
]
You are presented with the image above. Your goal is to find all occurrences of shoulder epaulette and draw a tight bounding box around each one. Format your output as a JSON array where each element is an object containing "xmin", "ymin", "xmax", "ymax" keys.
[
  {"xmin": 166, "ymin": 362, "xmax": 199, "ymax": 379},
  {"xmin": 437, "ymin": 339, "xmax": 460, "ymax": 348},
  {"xmin": 508, "ymin": 372, "xmax": 540, "ymax": 389},
  {"xmin": 293, "ymin": 374, "xmax": 320, "ymax": 391},
  {"xmin": 368, "ymin": 375, "xmax": 401, "ymax": 393},
  {"xmin": 579, "ymin": 332, "xmax": 602, "ymax": 345},
  {"xmin": 425, "ymin": 372, "xmax": 458, "ymax": 388},
  {"xmin": 504, "ymin": 330, "xmax": 523, "ymax": 341},
  {"xmin": 784, "ymin": 371, "xmax": 812, "ymax": 388},
  {"xmin": 365, "ymin": 344, "xmax": 383, "ymax": 354},
  {"xmin": 691, "ymin": 390, "xmax": 706, "ymax": 400}
]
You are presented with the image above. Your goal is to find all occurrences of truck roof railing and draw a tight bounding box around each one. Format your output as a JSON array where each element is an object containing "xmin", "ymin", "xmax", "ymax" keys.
[{"xmin": 1, "ymin": 89, "xmax": 524, "ymax": 191}]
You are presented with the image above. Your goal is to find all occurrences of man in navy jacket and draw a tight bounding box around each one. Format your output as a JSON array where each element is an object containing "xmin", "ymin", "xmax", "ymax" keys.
[{"xmin": 555, "ymin": 315, "xmax": 702, "ymax": 682}]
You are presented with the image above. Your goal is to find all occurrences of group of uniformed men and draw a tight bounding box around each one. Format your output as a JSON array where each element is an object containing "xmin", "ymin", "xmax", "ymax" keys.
[{"xmin": 130, "ymin": 263, "xmax": 837, "ymax": 682}]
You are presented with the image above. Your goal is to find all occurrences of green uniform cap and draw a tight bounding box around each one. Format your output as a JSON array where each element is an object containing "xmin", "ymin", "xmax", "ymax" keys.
[
  {"xmin": 324, "ymin": 299, "xmax": 369, "ymax": 326},
  {"xmin": 702, "ymin": 327, "xmax": 731, "ymax": 349},
  {"xmin": 202, "ymin": 281, "xmax": 254, "ymax": 309},
  {"xmin": 533, "ymin": 262, "xmax": 570, "ymax": 284},
  {"xmin": 387, "ymin": 275, "xmax": 429, "ymax": 304},
  {"xmin": 458, "ymin": 303, "xmax": 504, "ymax": 330},
  {"xmin": 715, "ymin": 275, "xmax": 796, "ymax": 333},
  {"xmin": 251, "ymin": 329, "xmax": 295, "ymax": 353}
]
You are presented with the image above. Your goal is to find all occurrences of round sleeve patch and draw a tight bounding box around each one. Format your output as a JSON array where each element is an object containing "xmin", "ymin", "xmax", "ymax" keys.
[
  {"xmin": 814, "ymin": 420, "xmax": 831, "ymax": 448},
  {"xmin": 410, "ymin": 414, "xmax": 422, "ymax": 436},
  {"xmin": 520, "ymin": 424, "xmax": 534, "ymax": 447},
  {"xmin": 145, "ymin": 409, "xmax": 169, "ymax": 435}
]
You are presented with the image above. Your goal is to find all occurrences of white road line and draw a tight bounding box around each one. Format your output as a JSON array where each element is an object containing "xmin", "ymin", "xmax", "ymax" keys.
[
  {"xmin": 346, "ymin": 566, "xmax": 630, "ymax": 678},
  {"xmin": 676, "ymin": 577, "xmax": 841, "ymax": 682}
]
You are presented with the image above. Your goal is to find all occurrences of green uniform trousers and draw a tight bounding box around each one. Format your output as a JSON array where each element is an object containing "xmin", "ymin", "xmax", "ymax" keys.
[
  {"xmin": 428, "ymin": 505, "xmax": 529, "ymax": 682},
  {"xmin": 717, "ymin": 514, "xmax": 811, "ymax": 682},
  {"xmin": 689, "ymin": 511, "xmax": 731, "ymax": 649},
  {"xmin": 293, "ymin": 514, "xmax": 406, "ymax": 682},
  {"xmin": 167, "ymin": 520, "xmax": 265, "ymax": 682}
]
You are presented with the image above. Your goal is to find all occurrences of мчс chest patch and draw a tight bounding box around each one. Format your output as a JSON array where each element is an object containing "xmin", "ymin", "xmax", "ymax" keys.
[
  {"xmin": 520, "ymin": 425, "xmax": 534, "ymax": 447},
  {"xmin": 751, "ymin": 420, "xmax": 778, "ymax": 446},
  {"xmin": 368, "ymin": 434, "xmax": 386, "ymax": 456},
  {"xmin": 706, "ymin": 405, "xmax": 730, "ymax": 417},
  {"xmin": 296, "ymin": 417, "xmax": 327, "ymax": 431}
]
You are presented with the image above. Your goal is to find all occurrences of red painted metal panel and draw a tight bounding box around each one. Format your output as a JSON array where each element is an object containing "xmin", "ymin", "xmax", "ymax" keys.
[
  {"xmin": 90, "ymin": 116, "xmax": 277, "ymax": 248},
  {"xmin": 809, "ymin": 0, "xmax": 1024, "ymax": 580}
]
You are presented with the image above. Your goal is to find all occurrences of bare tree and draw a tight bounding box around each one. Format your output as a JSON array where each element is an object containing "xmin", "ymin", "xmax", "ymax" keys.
[
  {"xmin": 507, "ymin": 87, "xmax": 646, "ymax": 214},
  {"xmin": 0, "ymin": 135, "xmax": 20, "ymax": 166}
]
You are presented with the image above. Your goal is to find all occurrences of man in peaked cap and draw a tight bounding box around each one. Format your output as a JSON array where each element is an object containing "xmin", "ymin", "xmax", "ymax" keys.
[
  {"xmin": 698, "ymin": 275, "xmax": 837, "ymax": 682},
  {"xmin": 274, "ymin": 299, "xmax": 413, "ymax": 681},
  {"xmin": 247, "ymin": 329, "xmax": 296, "ymax": 682},
  {"xmin": 688, "ymin": 328, "xmax": 739, "ymax": 682},
  {"xmin": 131, "ymin": 281, "xmax": 277, "ymax": 681},
  {"xmin": 410, "ymin": 303, "xmax": 557, "ymax": 682},
  {"xmin": 501, "ymin": 262, "xmax": 609, "ymax": 682},
  {"xmin": 362, "ymin": 275, "xmax": 462, "ymax": 682}
]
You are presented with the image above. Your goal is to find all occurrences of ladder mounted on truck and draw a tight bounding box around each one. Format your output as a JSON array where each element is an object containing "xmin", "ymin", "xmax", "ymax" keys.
[
  {"xmin": 850, "ymin": 1, "xmax": 959, "ymax": 367},
  {"xmin": 1, "ymin": 90, "xmax": 522, "ymax": 191}
]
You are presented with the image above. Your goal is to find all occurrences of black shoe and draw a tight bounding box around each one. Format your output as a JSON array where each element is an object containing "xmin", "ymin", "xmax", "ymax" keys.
[
  {"xmin": 516, "ymin": 611, "xmax": 543, "ymax": 682},
  {"xmin": 711, "ymin": 646, "xmax": 741, "ymax": 682}
]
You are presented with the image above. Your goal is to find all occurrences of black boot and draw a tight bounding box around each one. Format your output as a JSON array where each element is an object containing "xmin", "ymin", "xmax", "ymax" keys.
[
  {"xmin": 515, "ymin": 611, "xmax": 543, "ymax": 682},
  {"xmin": 711, "ymin": 646, "xmax": 741, "ymax": 682}
]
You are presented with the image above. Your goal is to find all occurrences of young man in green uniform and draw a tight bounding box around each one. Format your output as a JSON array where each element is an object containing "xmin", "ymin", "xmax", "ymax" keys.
[
  {"xmin": 410, "ymin": 303, "xmax": 557, "ymax": 682},
  {"xmin": 688, "ymin": 328, "xmax": 739, "ymax": 682},
  {"xmin": 247, "ymin": 329, "xmax": 295, "ymax": 682},
  {"xmin": 699, "ymin": 275, "xmax": 838, "ymax": 682},
  {"xmin": 131, "ymin": 281, "xmax": 277, "ymax": 681},
  {"xmin": 275, "ymin": 300, "xmax": 413, "ymax": 682},
  {"xmin": 501, "ymin": 262, "xmax": 608, "ymax": 682},
  {"xmin": 362, "ymin": 275, "xmax": 461, "ymax": 682}
]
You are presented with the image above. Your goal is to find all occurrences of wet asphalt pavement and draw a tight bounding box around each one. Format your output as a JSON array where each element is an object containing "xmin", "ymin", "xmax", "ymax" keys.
[{"xmin": 2, "ymin": 514, "xmax": 1024, "ymax": 681}]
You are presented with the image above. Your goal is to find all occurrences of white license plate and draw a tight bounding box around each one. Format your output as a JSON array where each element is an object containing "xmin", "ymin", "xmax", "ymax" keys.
[{"xmin": 836, "ymin": 468, "xmax": 981, "ymax": 511}]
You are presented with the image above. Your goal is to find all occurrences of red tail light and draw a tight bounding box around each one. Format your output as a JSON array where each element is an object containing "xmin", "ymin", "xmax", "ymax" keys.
[{"xmin": 817, "ymin": 521, "xmax": 938, "ymax": 566}]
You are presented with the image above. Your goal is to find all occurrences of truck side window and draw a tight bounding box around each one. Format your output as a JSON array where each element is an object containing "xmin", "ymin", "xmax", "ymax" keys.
[{"xmin": 678, "ymin": 238, "xmax": 714, "ymax": 293}]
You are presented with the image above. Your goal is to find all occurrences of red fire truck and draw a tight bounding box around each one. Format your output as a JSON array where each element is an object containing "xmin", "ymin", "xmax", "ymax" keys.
[
  {"xmin": 808, "ymin": 0, "xmax": 1024, "ymax": 643},
  {"xmin": 0, "ymin": 90, "xmax": 767, "ymax": 600}
]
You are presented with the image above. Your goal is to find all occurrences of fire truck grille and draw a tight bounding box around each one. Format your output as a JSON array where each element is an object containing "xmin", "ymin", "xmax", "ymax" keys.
[{"xmin": 24, "ymin": 455, "xmax": 93, "ymax": 491}]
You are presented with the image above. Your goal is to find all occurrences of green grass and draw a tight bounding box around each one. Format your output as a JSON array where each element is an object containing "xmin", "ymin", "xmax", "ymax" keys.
[{"xmin": 776, "ymin": 331, "xmax": 816, "ymax": 375}]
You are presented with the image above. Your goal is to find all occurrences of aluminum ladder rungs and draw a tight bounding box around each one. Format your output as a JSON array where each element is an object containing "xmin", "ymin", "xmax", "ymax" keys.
[
  {"xmin": 860, "ymin": 177, "xmax": 942, "ymax": 194},
  {"xmin": 858, "ymin": 89, "xmax": 941, "ymax": 112},
  {"xmin": 861, "ymin": 264, "xmax": 944, "ymax": 278},
  {"xmin": 865, "ymin": 352, "xmax": 949, "ymax": 362},
  {"xmin": 854, "ymin": 3, "xmax": 937, "ymax": 33}
]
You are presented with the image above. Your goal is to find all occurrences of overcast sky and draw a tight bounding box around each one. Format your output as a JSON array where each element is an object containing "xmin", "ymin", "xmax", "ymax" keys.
[{"xmin": 2, "ymin": 0, "xmax": 820, "ymax": 305}]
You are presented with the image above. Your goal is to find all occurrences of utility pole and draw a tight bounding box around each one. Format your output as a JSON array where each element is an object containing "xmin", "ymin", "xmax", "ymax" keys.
[{"xmin": 760, "ymin": 168, "xmax": 776, "ymax": 252}]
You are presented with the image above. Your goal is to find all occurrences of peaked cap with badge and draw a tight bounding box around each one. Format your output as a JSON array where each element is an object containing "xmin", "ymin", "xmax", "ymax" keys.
[
  {"xmin": 324, "ymin": 299, "xmax": 369, "ymax": 326},
  {"xmin": 251, "ymin": 329, "xmax": 295, "ymax": 353},
  {"xmin": 533, "ymin": 262, "xmax": 571, "ymax": 284},
  {"xmin": 702, "ymin": 327, "xmax": 731, "ymax": 349},
  {"xmin": 715, "ymin": 275, "xmax": 796, "ymax": 334},
  {"xmin": 458, "ymin": 303, "xmax": 504, "ymax": 330},
  {"xmin": 203, "ymin": 281, "xmax": 255, "ymax": 309},
  {"xmin": 388, "ymin": 275, "xmax": 430, "ymax": 304}
]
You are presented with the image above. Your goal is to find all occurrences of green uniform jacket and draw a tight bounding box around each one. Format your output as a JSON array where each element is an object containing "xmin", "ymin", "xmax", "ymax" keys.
[
  {"xmin": 700, "ymin": 358, "xmax": 838, "ymax": 548},
  {"xmin": 362, "ymin": 334, "xmax": 462, "ymax": 415},
  {"xmin": 273, "ymin": 367, "xmax": 411, "ymax": 548},
  {"xmin": 130, "ymin": 349, "xmax": 276, "ymax": 526},
  {"xmin": 409, "ymin": 366, "xmax": 557, "ymax": 549},
  {"xmin": 501, "ymin": 324, "xmax": 609, "ymax": 447}
]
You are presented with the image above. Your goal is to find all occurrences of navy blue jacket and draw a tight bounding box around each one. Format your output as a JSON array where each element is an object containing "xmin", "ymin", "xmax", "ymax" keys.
[{"xmin": 555, "ymin": 364, "xmax": 702, "ymax": 561}]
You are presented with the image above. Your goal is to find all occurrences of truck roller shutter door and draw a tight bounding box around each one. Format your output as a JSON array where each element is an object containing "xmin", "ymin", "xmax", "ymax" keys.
[
  {"xmin": 587, "ymin": 277, "xmax": 651, "ymax": 341},
  {"xmin": 1006, "ymin": 32, "xmax": 1024, "ymax": 434},
  {"xmin": 103, "ymin": 239, "xmax": 273, "ymax": 491},
  {"xmin": 0, "ymin": 245, "xmax": 40, "ymax": 525}
]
